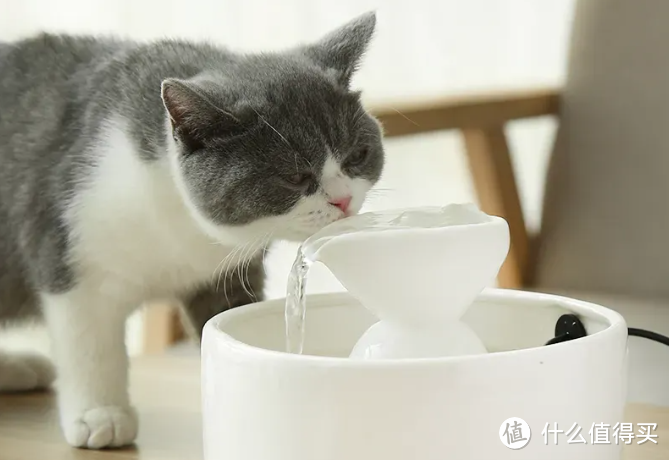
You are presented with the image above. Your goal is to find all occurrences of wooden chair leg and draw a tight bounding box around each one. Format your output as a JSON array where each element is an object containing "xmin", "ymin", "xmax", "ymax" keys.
[
  {"xmin": 461, "ymin": 125, "xmax": 530, "ymax": 288},
  {"xmin": 142, "ymin": 303, "xmax": 185, "ymax": 354}
]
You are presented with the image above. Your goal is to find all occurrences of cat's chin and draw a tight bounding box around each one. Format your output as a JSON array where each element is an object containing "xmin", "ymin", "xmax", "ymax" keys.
[
  {"xmin": 189, "ymin": 203, "xmax": 350, "ymax": 247},
  {"xmin": 198, "ymin": 220, "xmax": 320, "ymax": 247}
]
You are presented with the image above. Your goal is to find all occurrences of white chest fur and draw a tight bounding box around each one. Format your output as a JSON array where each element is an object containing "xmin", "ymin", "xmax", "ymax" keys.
[{"xmin": 65, "ymin": 117, "xmax": 247, "ymax": 307}]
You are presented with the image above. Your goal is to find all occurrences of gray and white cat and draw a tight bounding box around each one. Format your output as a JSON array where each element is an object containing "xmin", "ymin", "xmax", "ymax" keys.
[{"xmin": 0, "ymin": 12, "xmax": 384, "ymax": 449}]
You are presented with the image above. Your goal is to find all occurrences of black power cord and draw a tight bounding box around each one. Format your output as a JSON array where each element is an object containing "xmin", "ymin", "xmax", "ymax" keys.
[
  {"xmin": 545, "ymin": 314, "xmax": 669, "ymax": 347},
  {"xmin": 628, "ymin": 327, "xmax": 669, "ymax": 347}
]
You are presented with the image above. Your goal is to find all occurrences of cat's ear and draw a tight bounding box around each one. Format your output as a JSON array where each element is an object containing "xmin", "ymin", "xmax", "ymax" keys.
[
  {"xmin": 161, "ymin": 78, "xmax": 247, "ymax": 150},
  {"xmin": 302, "ymin": 11, "xmax": 376, "ymax": 88}
]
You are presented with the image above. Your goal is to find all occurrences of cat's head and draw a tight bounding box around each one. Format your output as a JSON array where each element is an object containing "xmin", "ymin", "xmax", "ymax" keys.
[{"xmin": 161, "ymin": 12, "xmax": 384, "ymax": 244}]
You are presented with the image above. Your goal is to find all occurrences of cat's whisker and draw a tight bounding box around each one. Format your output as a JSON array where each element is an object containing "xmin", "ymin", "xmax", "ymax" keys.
[
  {"xmin": 212, "ymin": 241, "xmax": 243, "ymax": 284},
  {"xmin": 364, "ymin": 192, "xmax": 392, "ymax": 202},
  {"xmin": 244, "ymin": 231, "xmax": 275, "ymax": 302},
  {"xmin": 365, "ymin": 186, "xmax": 396, "ymax": 200},
  {"xmin": 212, "ymin": 248, "xmax": 234, "ymax": 287},
  {"xmin": 303, "ymin": 156, "xmax": 313, "ymax": 169},
  {"xmin": 217, "ymin": 243, "xmax": 248, "ymax": 305},
  {"xmin": 211, "ymin": 259, "xmax": 227, "ymax": 285},
  {"xmin": 251, "ymin": 107, "xmax": 293, "ymax": 148},
  {"xmin": 352, "ymin": 105, "xmax": 367, "ymax": 128},
  {"xmin": 366, "ymin": 189, "xmax": 392, "ymax": 196},
  {"xmin": 231, "ymin": 240, "xmax": 254, "ymax": 302},
  {"xmin": 224, "ymin": 244, "xmax": 249, "ymax": 303},
  {"xmin": 238, "ymin": 238, "xmax": 262, "ymax": 301},
  {"xmin": 389, "ymin": 107, "xmax": 420, "ymax": 127},
  {"xmin": 213, "ymin": 251, "xmax": 236, "ymax": 300},
  {"xmin": 261, "ymin": 240, "xmax": 271, "ymax": 269}
]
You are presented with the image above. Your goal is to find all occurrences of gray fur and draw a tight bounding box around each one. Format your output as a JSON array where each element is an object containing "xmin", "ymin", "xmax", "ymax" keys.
[{"xmin": 0, "ymin": 12, "xmax": 383, "ymax": 333}]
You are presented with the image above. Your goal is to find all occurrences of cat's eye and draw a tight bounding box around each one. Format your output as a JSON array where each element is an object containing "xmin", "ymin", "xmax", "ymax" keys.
[
  {"xmin": 347, "ymin": 147, "xmax": 369, "ymax": 167},
  {"xmin": 285, "ymin": 172, "xmax": 313, "ymax": 188}
]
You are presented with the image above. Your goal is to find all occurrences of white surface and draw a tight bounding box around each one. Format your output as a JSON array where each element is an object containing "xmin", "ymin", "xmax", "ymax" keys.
[{"xmin": 201, "ymin": 290, "xmax": 628, "ymax": 460}]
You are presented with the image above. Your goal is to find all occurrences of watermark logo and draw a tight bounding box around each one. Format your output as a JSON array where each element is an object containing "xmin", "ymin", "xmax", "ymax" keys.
[
  {"xmin": 541, "ymin": 422, "xmax": 658, "ymax": 445},
  {"xmin": 500, "ymin": 417, "xmax": 531, "ymax": 449}
]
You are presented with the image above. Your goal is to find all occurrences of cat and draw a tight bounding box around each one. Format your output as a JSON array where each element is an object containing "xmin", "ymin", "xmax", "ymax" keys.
[{"xmin": 0, "ymin": 12, "xmax": 384, "ymax": 449}]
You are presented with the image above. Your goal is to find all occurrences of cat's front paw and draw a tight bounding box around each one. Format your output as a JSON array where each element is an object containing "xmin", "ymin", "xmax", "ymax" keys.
[
  {"xmin": 0, "ymin": 352, "xmax": 56, "ymax": 392},
  {"xmin": 63, "ymin": 405, "xmax": 138, "ymax": 449}
]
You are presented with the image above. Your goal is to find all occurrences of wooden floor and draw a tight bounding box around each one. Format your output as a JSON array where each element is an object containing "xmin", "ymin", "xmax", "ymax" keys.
[
  {"xmin": 1, "ymin": 355, "xmax": 667, "ymax": 460},
  {"xmin": 0, "ymin": 357, "xmax": 202, "ymax": 460}
]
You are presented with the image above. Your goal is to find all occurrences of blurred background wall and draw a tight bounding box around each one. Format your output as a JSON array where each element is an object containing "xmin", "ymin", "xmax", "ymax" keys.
[{"xmin": 0, "ymin": 0, "xmax": 576, "ymax": 354}]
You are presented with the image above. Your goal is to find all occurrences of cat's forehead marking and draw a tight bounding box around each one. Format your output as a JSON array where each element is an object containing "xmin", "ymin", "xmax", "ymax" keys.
[
  {"xmin": 321, "ymin": 153, "xmax": 344, "ymax": 179},
  {"xmin": 320, "ymin": 154, "xmax": 352, "ymax": 201}
]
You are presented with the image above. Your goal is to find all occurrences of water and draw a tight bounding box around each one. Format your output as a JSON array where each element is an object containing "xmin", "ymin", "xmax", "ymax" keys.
[
  {"xmin": 283, "ymin": 216, "xmax": 385, "ymax": 354},
  {"xmin": 283, "ymin": 204, "xmax": 491, "ymax": 354},
  {"xmin": 284, "ymin": 249, "xmax": 313, "ymax": 354},
  {"xmin": 283, "ymin": 222, "xmax": 377, "ymax": 354}
]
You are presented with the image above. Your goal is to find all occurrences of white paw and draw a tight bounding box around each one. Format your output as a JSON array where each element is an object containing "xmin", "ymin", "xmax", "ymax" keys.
[
  {"xmin": 63, "ymin": 405, "xmax": 138, "ymax": 449},
  {"xmin": 0, "ymin": 352, "xmax": 56, "ymax": 392}
]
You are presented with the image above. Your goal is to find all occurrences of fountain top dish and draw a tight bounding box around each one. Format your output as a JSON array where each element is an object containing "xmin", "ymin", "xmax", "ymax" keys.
[
  {"xmin": 302, "ymin": 203, "xmax": 500, "ymax": 257},
  {"xmin": 302, "ymin": 203, "xmax": 510, "ymax": 328}
]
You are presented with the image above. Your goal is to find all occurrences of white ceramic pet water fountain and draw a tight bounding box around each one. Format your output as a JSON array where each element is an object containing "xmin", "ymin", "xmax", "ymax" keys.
[{"xmin": 201, "ymin": 203, "xmax": 628, "ymax": 460}]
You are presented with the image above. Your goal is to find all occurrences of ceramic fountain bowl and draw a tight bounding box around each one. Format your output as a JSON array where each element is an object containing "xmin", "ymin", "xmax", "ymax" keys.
[{"xmin": 201, "ymin": 289, "xmax": 628, "ymax": 460}]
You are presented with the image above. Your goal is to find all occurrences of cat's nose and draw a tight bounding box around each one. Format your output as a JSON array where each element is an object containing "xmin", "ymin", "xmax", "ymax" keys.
[{"xmin": 329, "ymin": 196, "xmax": 352, "ymax": 214}]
